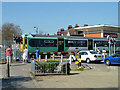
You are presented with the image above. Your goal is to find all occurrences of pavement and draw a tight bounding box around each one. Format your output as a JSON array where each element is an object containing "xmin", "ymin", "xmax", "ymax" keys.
[
  {"xmin": 0, "ymin": 61, "xmax": 119, "ymax": 88},
  {"xmin": 1, "ymin": 62, "xmax": 39, "ymax": 88}
]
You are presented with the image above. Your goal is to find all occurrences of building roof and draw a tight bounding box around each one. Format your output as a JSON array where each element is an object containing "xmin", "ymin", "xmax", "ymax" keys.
[{"xmin": 75, "ymin": 24, "xmax": 120, "ymax": 30}]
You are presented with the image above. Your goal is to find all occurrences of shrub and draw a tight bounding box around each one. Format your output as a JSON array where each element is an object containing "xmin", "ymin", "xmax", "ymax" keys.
[
  {"xmin": 35, "ymin": 60, "xmax": 60, "ymax": 73},
  {"xmin": 73, "ymin": 67, "xmax": 84, "ymax": 71}
]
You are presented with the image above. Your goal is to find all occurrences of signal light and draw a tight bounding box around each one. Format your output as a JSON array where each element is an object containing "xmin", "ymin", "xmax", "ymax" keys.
[{"xmin": 13, "ymin": 36, "xmax": 22, "ymax": 44}]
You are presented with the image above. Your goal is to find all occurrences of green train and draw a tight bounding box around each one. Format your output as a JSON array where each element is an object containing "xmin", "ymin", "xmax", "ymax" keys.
[{"xmin": 20, "ymin": 34, "xmax": 120, "ymax": 55}]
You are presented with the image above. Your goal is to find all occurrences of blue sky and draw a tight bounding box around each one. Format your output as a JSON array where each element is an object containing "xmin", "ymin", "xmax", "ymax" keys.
[{"xmin": 2, "ymin": 2, "xmax": 118, "ymax": 35}]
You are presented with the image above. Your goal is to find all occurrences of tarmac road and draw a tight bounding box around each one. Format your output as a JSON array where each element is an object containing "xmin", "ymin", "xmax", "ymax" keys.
[
  {"xmin": 1, "ymin": 61, "xmax": 119, "ymax": 88},
  {"xmin": 35, "ymin": 61, "xmax": 119, "ymax": 88}
]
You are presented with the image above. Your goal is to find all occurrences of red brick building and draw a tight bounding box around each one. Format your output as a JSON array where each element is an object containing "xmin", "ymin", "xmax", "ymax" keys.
[{"xmin": 60, "ymin": 24, "xmax": 120, "ymax": 38}]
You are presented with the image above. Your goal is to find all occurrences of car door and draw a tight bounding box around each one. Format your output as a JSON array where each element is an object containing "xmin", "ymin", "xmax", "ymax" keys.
[{"xmin": 111, "ymin": 54, "xmax": 119, "ymax": 64}]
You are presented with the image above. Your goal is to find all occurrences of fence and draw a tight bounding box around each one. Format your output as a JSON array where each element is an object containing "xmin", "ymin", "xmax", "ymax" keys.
[
  {"xmin": 31, "ymin": 60, "xmax": 70, "ymax": 76},
  {"xmin": 1, "ymin": 40, "xmax": 23, "ymax": 62},
  {"xmin": 0, "ymin": 48, "xmax": 1, "ymax": 61}
]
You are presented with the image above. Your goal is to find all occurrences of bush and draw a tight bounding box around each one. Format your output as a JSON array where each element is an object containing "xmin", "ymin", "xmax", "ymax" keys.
[
  {"xmin": 35, "ymin": 60, "xmax": 60, "ymax": 73},
  {"xmin": 73, "ymin": 67, "xmax": 84, "ymax": 71}
]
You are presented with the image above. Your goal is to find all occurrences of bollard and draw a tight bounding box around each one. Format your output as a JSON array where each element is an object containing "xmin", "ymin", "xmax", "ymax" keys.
[
  {"xmin": 7, "ymin": 58, "xmax": 10, "ymax": 77},
  {"xmin": 61, "ymin": 54, "xmax": 63, "ymax": 63},
  {"xmin": 45, "ymin": 55, "xmax": 47, "ymax": 61},
  {"xmin": 53, "ymin": 54, "xmax": 55, "ymax": 60},
  {"xmin": 39, "ymin": 55, "xmax": 41, "ymax": 61},
  {"xmin": 69, "ymin": 55, "xmax": 72, "ymax": 64},
  {"xmin": 78, "ymin": 58, "xmax": 82, "ymax": 68}
]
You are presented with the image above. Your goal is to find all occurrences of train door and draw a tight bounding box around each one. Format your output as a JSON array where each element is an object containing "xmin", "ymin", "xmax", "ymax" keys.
[
  {"xmin": 88, "ymin": 39, "xmax": 93, "ymax": 50},
  {"xmin": 58, "ymin": 38, "xmax": 64, "ymax": 52}
]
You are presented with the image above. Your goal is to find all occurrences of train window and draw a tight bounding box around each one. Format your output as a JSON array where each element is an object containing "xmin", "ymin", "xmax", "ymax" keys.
[
  {"xmin": 65, "ymin": 40, "xmax": 76, "ymax": 47},
  {"xmin": 76, "ymin": 40, "xmax": 87, "ymax": 47},
  {"xmin": 29, "ymin": 39, "xmax": 38, "ymax": 47},
  {"xmin": 94, "ymin": 41, "xmax": 108, "ymax": 47},
  {"xmin": 29, "ymin": 39, "xmax": 57, "ymax": 47},
  {"xmin": 44, "ymin": 40, "xmax": 54, "ymax": 47}
]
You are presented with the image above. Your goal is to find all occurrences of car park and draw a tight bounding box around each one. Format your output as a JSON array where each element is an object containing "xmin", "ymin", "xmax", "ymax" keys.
[
  {"xmin": 78, "ymin": 50, "xmax": 103, "ymax": 63},
  {"xmin": 104, "ymin": 52, "xmax": 120, "ymax": 66}
]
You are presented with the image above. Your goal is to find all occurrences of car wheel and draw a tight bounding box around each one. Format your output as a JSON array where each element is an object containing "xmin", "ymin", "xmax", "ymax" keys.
[
  {"xmin": 105, "ymin": 60, "xmax": 110, "ymax": 66},
  {"xmin": 86, "ymin": 58, "xmax": 90, "ymax": 63}
]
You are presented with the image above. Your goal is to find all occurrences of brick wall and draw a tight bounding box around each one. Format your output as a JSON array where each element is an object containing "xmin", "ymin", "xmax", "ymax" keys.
[{"xmin": 118, "ymin": 33, "xmax": 120, "ymax": 38}]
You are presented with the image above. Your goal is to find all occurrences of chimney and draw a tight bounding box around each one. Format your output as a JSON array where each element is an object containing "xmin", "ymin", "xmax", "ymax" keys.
[
  {"xmin": 60, "ymin": 28, "xmax": 64, "ymax": 32},
  {"xmin": 75, "ymin": 24, "xmax": 79, "ymax": 28},
  {"xmin": 84, "ymin": 24, "xmax": 88, "ymax": 27},
  {"xmin": 68, "ymin": 25, "xmax": 72, "ymax": 29}
]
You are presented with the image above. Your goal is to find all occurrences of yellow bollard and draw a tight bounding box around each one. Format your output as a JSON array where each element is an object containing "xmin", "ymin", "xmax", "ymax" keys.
[{"xmin": 78, "ymin": 58, "xmax": 82, "ymax": 68}]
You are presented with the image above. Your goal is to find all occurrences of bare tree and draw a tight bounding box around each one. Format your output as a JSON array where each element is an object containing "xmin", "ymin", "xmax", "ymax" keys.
[{"xmin": 2, "ymin": 23, "xmax": 22, "ymax": 45}]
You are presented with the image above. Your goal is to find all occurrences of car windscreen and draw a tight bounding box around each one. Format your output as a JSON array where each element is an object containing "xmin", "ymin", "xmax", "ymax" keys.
[
  {"xmin": 113, "ymin": 54, "xmax": 120, "ymax": 57},
  {"xmin": 90, "ymin": 51, "xmax": 98, "ymax": 54}
]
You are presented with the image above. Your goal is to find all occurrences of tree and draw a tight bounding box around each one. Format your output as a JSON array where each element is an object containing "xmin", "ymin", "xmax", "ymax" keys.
[{"xmin": 2, "ymin": 23, "xmax": 22, "ymax": 45}]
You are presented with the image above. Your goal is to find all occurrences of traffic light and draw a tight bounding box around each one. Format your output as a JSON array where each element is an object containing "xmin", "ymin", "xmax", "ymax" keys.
[
  {"xmin": 13, "ymin": 36, "xmax": 22, "ymax": 44},
  {"xmin": 110, "ymin": 38, "xmax": 114, "ymax": 44},
  {"xmin": 109, "ymin": 37, "xmax": 116, "ymax": 45}
]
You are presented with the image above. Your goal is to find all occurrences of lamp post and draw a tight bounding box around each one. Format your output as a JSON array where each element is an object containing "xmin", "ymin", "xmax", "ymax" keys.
[
  {"xmin": 34, "ymin": 26, "xmax": 38, "ymax": 34},
  {"xmin": 86, "ymin": 30, "xmax": 88, "ymax": 37}
]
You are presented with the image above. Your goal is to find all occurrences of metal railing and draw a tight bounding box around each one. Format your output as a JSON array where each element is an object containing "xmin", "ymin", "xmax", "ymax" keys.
[
  {"xmin": 2, "ymin": 40, "xmax": 23, "ymax": 62},
  {"xmin": 31, "ymin": 60, "xmax": 70, "ymax": 76}
]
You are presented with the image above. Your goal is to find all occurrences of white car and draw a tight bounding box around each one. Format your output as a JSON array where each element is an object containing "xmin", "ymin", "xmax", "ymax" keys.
[{"xmin": 78, "ymin": 50, "xmax": 103, "ymax": 63}]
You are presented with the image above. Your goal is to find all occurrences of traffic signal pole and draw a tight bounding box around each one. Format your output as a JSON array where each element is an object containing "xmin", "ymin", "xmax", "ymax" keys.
[
  {"xmin": 109, "ymin": 39, "xmax": 110, "ymax": 56},
  {"xmin": 114, "ymin": 42, "xmax": 115, "ymax": 54}
]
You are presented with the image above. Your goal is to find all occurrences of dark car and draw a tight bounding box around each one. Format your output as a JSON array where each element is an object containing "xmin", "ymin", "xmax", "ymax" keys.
[{"xmin": 104, "ymin": 52, "xmax": 120, "ymax": 66}]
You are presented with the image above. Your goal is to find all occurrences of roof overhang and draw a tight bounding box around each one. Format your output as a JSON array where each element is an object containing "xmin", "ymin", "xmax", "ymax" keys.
[{"xmin": 75, "ymin": 25, "xmax": 120, "ymax": 30}]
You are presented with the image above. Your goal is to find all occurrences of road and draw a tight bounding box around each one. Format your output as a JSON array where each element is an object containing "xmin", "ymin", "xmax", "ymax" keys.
[
  {"xmin": 1, "ymin": 61, "xmax": 119, "ymax": 88},
  {"xmin": 35, "ymin": 61, "xmax": 119, "ymax": 88}
]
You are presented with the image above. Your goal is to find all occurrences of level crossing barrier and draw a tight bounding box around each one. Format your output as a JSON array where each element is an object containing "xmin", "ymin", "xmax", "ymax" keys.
[{"xmin": 32, "ymin": 52, "xmax": 75, "ymax": 64}]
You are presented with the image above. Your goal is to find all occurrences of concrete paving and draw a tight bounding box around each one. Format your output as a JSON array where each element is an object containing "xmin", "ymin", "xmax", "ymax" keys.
[{"xmin": 1, "ymin": 63, "xmax": 38, "ymax": 88}]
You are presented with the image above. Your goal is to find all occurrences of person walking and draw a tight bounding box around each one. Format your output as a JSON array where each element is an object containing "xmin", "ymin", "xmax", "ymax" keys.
[
  {"xmin": 23, "ymin": 47, "xmax": 28, "ymax": 63},
  {"xmin": 102, "ymin": 48, "xmax": 106, "ymax": 59},
  {"xmin": 36, "ymin": 48, "xmax": 39, "ymax": 60},
  {"xmin": 6, "ymin": 46, "xmax": 12, "ymax": 65}
]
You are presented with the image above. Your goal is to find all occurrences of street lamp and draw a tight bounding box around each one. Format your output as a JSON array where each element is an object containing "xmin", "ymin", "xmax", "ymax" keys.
[
  {"xmin": 34, "ymin": 26, "xmax": 38, "ymax": 34},
  {"xmin": 85, "ymin": 30, "xmax": 88, "ymax": 37}
]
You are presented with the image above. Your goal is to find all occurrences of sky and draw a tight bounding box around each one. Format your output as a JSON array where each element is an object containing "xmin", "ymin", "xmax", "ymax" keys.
[{"xmin": 2, "ymin": 2, "xmax": 118, "ymax": 35}]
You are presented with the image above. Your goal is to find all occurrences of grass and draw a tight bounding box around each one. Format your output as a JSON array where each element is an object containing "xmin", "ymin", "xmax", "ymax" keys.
[
  {"xmin": 72, "ymin": 67, "xmax": 84, "ymax": 71},
  {"xmin": 0, "ymin": 61, "xmax": 6, "ymax": 64}
]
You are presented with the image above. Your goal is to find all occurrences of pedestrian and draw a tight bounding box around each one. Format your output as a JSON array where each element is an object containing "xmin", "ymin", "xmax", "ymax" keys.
[
  {"xmin": 35, "ymin": 48, "xmax": 39, "ymax": 60},
  {"xmin": 23, "ymin": 47, "xmax": 28, "ymax": 63},
  {"xmin": 102, "ymin": 48, "xmax": 106, "ymax": 58},
  {"xmin": 6, "ymin": 46, "xmax": 12, "ymax": 65}
]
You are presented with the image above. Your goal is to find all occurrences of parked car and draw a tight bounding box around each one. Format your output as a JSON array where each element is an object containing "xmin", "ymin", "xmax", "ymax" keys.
[
  {"xmin": 78, "ymin": 50, "xmax": 103, "ymax": 63},
  {"xmin": 104, "ymin": 52, "xmax": 120, "ymax": 66}
]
